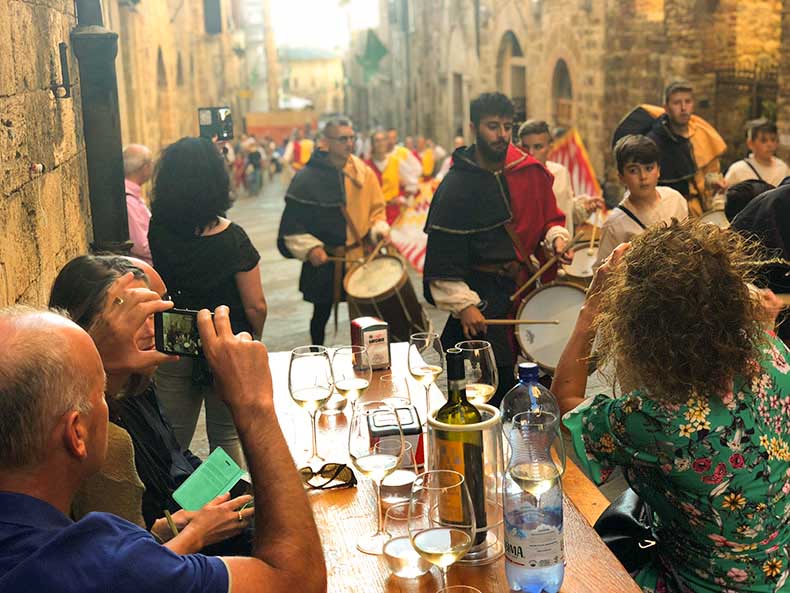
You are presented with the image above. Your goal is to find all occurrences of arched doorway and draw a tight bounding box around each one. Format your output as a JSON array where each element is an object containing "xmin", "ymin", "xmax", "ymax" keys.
[
  {"xmin": 552, "ymin": 59, "xmax": 573, "ymax": 127},
  {"xmin": 496, "ymin": 31, "xmax": 527, "ymax": 123}
]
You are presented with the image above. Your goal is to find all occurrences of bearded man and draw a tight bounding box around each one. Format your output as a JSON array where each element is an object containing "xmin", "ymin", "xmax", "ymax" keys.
[{"xmin": 423, "ymin": 92, "xmax": 570, "ymax": 405}]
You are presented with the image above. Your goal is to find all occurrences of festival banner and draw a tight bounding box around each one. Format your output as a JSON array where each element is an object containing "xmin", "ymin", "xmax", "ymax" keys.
[
  {"xmin": 547, "ymin": 128, "xmax": 602, "ymax": 197},
  {"xmin": 389, "ymin": 181, "xmax": 434, "ymax": 274}
]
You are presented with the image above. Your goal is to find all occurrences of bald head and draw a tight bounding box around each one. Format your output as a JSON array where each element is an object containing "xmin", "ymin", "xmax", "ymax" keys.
[
  {"xmin": 123, "ymin": 144, "xmax": 154, "ymax": 184},
  {"xmin": 125, "ymin": 257, "xmax": 166, "ymax": 297},
  {"xmin": 0, "ymin": 307, "xmax": 102, "ymax": 470}
]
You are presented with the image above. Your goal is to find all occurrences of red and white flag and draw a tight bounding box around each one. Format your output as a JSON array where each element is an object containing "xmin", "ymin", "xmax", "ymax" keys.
[
  {"xmin": 547, "ymin": 129, "xmax": 602, "ymax": 197},
  {"xmin": 389, "ymin": 182, "xmax": 434, "ymax": 274}
]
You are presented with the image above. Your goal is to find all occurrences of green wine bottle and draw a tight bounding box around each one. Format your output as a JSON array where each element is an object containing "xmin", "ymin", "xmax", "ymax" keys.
[{"xmin": 435, "ymin": 347, "xmax": 488, "ymax": 546}]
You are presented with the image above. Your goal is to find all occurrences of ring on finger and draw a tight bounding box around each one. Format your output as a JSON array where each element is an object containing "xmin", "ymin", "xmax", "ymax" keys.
[
  {"xmin": 238, "ymin": 511, "xmax": 243, "ymax": 522},
  {"xmin": 113, "ymin": 297, "xmax": 124, "ymax": 306}
]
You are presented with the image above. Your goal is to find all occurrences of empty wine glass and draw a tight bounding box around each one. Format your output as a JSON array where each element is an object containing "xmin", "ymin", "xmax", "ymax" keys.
[
  {"xmin": 349, "ymin": 401, "xmax": 405, "ymax": 554},
  {"xmin": 331, "ymin": 345, "xmax": 372, "ymax": 408},
  {"xmin": 409, "ymin": 470, "xmax": 476, "ymax": 589},
  {"xmin": 408, "ymin": 332, "xmax": 444, "ymax": 416},
  {"xmin": 288, "ymin": 345, "xmax": 333, "ymax": 467},
  {"xmin": 383, "ymin": 501, "xmax": 432, "ymax": 579},
  {"xmin": 455, "ymin": 340, "xmax": 498, "ymax": 406}
]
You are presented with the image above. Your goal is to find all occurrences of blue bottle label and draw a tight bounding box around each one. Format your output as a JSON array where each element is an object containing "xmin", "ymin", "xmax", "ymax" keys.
[{"xmin": 505, "ymin": 522, "xmax": 564, "ymax": 567}]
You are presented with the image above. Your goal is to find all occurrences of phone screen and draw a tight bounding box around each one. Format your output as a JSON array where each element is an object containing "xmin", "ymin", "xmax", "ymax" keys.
[{"xmin": 154, "ymin": 308, "xmax": 211, "ymax": 358}]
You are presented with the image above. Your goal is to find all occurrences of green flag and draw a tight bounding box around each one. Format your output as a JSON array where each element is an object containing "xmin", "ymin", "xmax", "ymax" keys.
[{"xmin": 356, "ymin": 29, "xmax": 388, "ymax": 83}]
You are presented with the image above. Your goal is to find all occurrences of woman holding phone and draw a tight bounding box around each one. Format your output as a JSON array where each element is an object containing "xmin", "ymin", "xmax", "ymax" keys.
[{"xmin": 149, "ymin": 137, "xmax": 267, "ymax": 466}]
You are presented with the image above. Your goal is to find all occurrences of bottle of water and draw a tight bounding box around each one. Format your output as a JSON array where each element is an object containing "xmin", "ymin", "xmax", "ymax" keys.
[
  {"xmin": 500, "ymin": 362, "xmax": 561, "ymax": 444},
  {"xmin": 503, "ymin": 410, "xmax": 565, "ymax": 593}
]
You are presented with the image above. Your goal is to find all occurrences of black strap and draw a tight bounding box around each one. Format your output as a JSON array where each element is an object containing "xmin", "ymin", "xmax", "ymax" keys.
[
  {"xmin": 616, "ymin": 204, "xmax": 647, "ymax": 230},
  {"xmin": 743, "ymin": 159, "xmax": 765, "ymax": 182}
]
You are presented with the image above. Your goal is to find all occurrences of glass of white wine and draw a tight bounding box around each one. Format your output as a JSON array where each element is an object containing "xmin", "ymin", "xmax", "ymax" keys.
[
  {"xmin": 348, "ymin": 401, "xmax": 405, "ymax": 554},
  {"xmin": 288, "ymin": 345, "xmax": 334, "ymax": 467},
  {"xmin": 331, "ymin": 345, "xmax": 372, "ymax": 408},
  {"xmin": 455, "ymin": 340, "xmax": 498, "ymax": 406},
  {"xmin": 408, "ymin": 470, "xmax": 476, "ymax": 589},
  {"xmin": 408, "ymin": 332, "xmax": 444, "ymax": 416}
]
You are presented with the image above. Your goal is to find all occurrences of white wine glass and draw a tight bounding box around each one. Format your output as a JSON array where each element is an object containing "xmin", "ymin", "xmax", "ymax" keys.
[
  {"xmin": 348, "ymin": 401, "xmax": 405, "ymax": 554},
  {"xmin": 408, "ymin": 332, "xmax": 444, "ymax": 416},
  {"xmin": 331, "ymin": 345, "xmax": 372, "ymax": 408},
  {"xmin": 383, "ymin": 501, "xmax": 432, "ymax": 579},
  {"xmin": 408, "ymin": 470, "xmax": 476, "ymax": 589},
  {"xmin": 455, "ymin": 340, "xmax": 498, "ymax": 406},
  {"xmin": 288, "ymin": 345, "xmax": 334, "ymax": 467}
]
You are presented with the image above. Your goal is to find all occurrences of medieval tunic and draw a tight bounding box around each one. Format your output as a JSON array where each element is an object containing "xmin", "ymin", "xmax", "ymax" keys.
[
  {"xmin": 277, "ymin": 150, "xmax": 387, "ymax": 304},
  {"xmin": 423, "ymin": 144, "xmax": 568, "ymax": 369}
]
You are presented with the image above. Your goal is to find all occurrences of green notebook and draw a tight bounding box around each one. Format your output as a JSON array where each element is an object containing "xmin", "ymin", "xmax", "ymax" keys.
[{"xmin": 172, "ymin": 447, "xmax": 244, "ymax": 511}]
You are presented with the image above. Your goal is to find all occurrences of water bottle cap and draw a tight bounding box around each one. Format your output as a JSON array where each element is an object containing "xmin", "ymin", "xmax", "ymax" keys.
[{"xmin": 517, "ymin": 362, "xmax": 539, "ymax": 382}]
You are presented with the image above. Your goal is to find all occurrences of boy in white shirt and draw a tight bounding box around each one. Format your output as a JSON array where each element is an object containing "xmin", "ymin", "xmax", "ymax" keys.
[
  {"xmin": 725, "ymin": 119, "xmax": 789, "ymax": 187},
  {"xmin": 595, "ymin": 135, "xmax": 688, "ymax": 268}
]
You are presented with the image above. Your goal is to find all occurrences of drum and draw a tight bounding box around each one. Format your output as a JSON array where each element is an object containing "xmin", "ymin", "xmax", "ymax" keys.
[
  {"xmin": 344, "ymin": 255, "xmax": 430, "ymax": 342},
  {"xmin": 515, "ymin": 282, "xmax": 587, "ymax": 373},
  {"xmin": 561, "ymin": 242, "xmax": 598, "ymax": 286},
  {"xmin": 699, "ymin": 209, "xmax": 729, "ymax": 228}
]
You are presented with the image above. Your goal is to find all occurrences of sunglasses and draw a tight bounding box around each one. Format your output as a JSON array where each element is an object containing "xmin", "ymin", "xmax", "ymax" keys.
[{"xmin": 299, "ymin": 463, "xmax": 357, "ymax": 490}]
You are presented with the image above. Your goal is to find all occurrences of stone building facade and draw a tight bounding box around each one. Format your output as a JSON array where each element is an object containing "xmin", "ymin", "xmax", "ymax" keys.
[
  {"xmin": 280, "ymin": 48, "xmax": 345, "ymax": 114},
  {"xmin": 0, "ymin": 0, "xmax": 91, "ymax": 306},
  {"xmin": 0, "ymin": 0, "xmax": 250, "ymax": 307},
  {"xmin": 346, "ymin": 0, "xmax": 785, "ymax": 178}
]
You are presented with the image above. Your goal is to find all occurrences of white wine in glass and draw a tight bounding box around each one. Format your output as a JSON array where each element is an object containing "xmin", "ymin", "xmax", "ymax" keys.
[
  {"xmin": 455, "ymin": 340, "xmax": 498, "ymax": 406},
  {"xmin": 408, "ymin": 332, "xmax": 444, "ymax": 413},
  {"xmin": 349, "ymin": 401, "xmax": 405, "ymax": 555},
  {"xmin": 331, "ymin": 345, "xmax": 372, "ymax": 407},
  {"xmin": 408, "ymin": 470, "xmax": 476, "ymax": 589},
  {"xmin": 289, "ymin": 345, "xmax": 333, "ymax": 466}
]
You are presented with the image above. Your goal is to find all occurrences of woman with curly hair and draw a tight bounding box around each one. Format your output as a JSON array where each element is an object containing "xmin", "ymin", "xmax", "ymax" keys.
[
  {"xmin": 553, "ymin": 220, "xmax": 789, "ymax": 593},
  {"xmin": 149, "ymin": 137, "xmax": 267, "ymax": 466}
]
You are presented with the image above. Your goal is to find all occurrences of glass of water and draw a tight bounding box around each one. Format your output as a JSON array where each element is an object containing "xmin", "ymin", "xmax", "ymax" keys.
[
  {"xmin": 383, "ymin": 501, "xmax": 432, "ymax": 579},
  {"xmin": 379, "ymin": 439, "xmax": 418, "ymax": 512}
]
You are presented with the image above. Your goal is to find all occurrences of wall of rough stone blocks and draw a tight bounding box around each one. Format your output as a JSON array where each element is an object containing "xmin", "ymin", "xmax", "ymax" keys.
[
  {"xmin": 778, "ymin": 2, "xmax": 790, "ymax": 161},
  {"xmin": 0, "ymin": 0, "xmax": 92, "ymax": 307}
]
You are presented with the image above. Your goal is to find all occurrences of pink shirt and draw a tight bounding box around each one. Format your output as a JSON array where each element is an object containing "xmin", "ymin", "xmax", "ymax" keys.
[{"xmin": 125, "ymin": 179, "xmax": 152, "ymax": 265}]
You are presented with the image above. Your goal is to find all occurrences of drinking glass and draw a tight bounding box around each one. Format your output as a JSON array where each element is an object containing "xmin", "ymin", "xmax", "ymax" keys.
[
  {"xmin": 409, "ymin": 470, "xmax": 476, "ymax": 589},
  {"xmin": 383, "ymin": 501, "xmax": 432, "ymax": 579},
  {"xmin": 408, "ymin": 332, "xmax": 444, "ymax": 415},
  {"xmin": 349, "ymin": 401, "xmax": 405, "ymax": 554},
  {"xmin": 380, "ymin": 439, "xmax": 418, "ymax": 511},
  {"xmin": 288, "ymin": 345, "xmax": 334, "ymax": 467},
  {"xmin": 455, "ymin": 340, "xmax": 498, "ymax": 406},
  {"xmin": 331, "ymin": 345, "xmax": 372, "ymax": 408},
  {"xmin": 436, "ymin": 587, "xmax": 482, "ymax": 593},
  {"xmin": 380, "ymin": 373, "xmax": 412, "ymax": 403}
]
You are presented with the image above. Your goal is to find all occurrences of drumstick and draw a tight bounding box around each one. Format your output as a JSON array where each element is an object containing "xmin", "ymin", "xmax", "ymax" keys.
[
  {"xmin": 484, "ymin": 319, "xmax": 560, "ymax": 326},
  {"xmin": 361, "ymin": 237, "xmax": 387, "ymax": 268},
  {"xmin": 510, "ymin": 229, "xmax": 584, "ymax": 302},
  {"xmin": 587, "ymin": 210, "xmax": 599, "ymax": 255}
]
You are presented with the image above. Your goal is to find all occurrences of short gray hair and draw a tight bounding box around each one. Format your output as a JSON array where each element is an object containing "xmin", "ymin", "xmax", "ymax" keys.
[
  {"xmin": 0, "ymin": 306, "xmax": 96, "ymax": 470},
  {"xmin": 321, "ymin": 117, "xmax": 353, "ymax": 139},
  {"xmin": 122, "ymin": 144, "xmax": 153, "ymax": 176}
]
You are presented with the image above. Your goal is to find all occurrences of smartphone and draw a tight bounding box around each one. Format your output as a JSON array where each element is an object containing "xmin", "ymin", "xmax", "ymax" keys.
[
  {"xmin": 198, "ymin": 106, "xmax": 233, "ymax": 140},
  {"xmin": 154, "ymin": 308, "xmax": 212, "ymax": 358}
]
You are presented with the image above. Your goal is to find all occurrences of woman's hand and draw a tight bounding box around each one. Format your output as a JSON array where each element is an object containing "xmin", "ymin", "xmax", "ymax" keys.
[
  {"xmin": 753, "ymin": 286, "xmax": 784, "ymax": 330},
  {"xmin": 586, "ymin": 242, "xmax": 631, "ymax": 316}
]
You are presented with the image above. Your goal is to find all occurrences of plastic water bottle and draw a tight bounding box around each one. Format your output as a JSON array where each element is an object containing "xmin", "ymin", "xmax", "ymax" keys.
[
  {"xmin": 500, "ymin": 362, "xmax": 561, "ymax": 443},
  {"xmin": 503, "ymin": 410, "xmax": 565, "ymax": 592}
]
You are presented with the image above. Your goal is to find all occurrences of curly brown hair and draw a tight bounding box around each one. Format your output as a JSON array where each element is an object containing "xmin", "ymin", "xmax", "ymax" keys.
[{"xmin": 594, "ymin": 219, "xmax": 765, "ymax": 403}]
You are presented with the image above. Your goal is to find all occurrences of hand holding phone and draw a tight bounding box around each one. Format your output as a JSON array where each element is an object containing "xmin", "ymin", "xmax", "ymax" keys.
[{"xmin": 155, "ymin": 308, "xmax": 212, "ymax": 358}]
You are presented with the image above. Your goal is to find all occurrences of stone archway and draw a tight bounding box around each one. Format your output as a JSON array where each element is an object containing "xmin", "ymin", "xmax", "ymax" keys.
[
  {"xmin": 496, "ymin": 31, "xmax": 527, "ymax": 121},
  {"xmin": 552, "ymin": 58, "xmax": 573, "ymax": 127}
]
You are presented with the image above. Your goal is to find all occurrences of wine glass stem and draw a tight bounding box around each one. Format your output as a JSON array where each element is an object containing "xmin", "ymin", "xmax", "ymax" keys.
[
  {"xmin": 309, "ymin": 411, "xmax": 319, "ymax": 459},
  {"xmin": 374, "ymin": 480, "xmax": 384, "ymax": 535},
  {"xmin": 439, "ymin": 566, "xmax": 448, "ymax": 589}
]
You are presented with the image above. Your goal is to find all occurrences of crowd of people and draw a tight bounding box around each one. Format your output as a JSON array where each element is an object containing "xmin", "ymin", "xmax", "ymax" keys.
[{"xmin": 0, "ymin": 77, "xmax": 788, "ymax": 593}]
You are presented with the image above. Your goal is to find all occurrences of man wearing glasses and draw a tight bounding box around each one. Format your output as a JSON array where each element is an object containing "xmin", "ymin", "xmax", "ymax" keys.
[{"xmin": 278, "ymin": 117, "xmax": 390, "ymax": 345}]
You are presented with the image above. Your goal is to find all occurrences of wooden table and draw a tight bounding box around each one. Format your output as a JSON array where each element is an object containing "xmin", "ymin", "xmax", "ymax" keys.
[{"xmin": 269, "ymin": 343, "xmax": 640, "ymax": 593}]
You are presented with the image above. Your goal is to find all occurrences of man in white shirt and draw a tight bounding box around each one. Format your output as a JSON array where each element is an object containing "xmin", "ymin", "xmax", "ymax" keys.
[
  {"xmin": 725, "ymin": 119, "xmax": 789, "ymax": 187},
  {"xmin": 518, "ymin": 121, "xmax": 603, "ymax": 236},
  {"xmin": 595, "ymin": 135, "xmax": 688, "ymax": 269},
  {"xmin": 122, "ymin": 144, "xmax": 154, "ymax": 264}
]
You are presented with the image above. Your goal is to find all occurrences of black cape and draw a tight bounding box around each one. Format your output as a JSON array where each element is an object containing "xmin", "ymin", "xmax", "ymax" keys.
[{"xmin": 277, "ymin": 150, "xmax": 347, "ymax": 303}]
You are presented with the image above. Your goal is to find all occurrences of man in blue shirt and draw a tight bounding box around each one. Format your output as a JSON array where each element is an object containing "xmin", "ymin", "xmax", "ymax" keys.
[{"xmin": 0, "ymin": 289, "xmax": 326, "ymax": 593}]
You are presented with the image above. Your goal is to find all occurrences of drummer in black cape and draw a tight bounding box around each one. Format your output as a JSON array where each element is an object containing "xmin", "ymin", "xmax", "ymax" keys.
[
  {"xmin": 423, "ymin": 92, "xmax": 571, "ymax": 406},
  {"xmin": 277, "ymin": 117, "xmax": 390, "ymax": 345}
]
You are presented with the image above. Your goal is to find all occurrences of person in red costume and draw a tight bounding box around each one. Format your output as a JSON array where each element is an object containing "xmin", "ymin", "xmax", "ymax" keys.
[{"xmin": 423, "ymin": 92, "xmax": 571, "ymax": 405}]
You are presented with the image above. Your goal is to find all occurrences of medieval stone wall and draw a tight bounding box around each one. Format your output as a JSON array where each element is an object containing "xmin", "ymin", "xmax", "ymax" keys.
[
  {"xmin": 778, "ymin": 2, "xmax": 790, "ymax": 161},
  {"xmin": 0, "ymin": 0, "xmax": 92, "ymax": 307}
]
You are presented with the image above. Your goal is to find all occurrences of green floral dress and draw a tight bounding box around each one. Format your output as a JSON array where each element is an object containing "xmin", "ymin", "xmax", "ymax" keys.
[{"xmin": 564, "ymin": 334, "xmax": 790, "ymax": 593}]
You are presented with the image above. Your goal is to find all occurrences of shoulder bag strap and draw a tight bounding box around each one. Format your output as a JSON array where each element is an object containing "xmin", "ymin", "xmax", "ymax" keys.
[
  {"xmin": 743, "ymin": 159, "xmax": 765, "ymax": 181},
  {"xmin": 616, "ymin": 204, "xmax": 647, "ymax": 230}
]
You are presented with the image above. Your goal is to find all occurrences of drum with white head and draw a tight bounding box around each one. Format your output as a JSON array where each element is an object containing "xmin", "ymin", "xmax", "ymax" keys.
[
  {"xmin": 699, "ymin": 209, "xmax": 729, "ymax": 228},
  {"xmin": 561, "ymin": 242, "xmax": 598, "ymax": 287},
  {"xmin": 515, "ymin": 282, "xmax": 587, "ymax": 372}
]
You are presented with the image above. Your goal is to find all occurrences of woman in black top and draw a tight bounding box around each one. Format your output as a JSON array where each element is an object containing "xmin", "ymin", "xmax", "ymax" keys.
[{"xmin": 149, "ymin": 137, "xmax": 267, "ymax": 465}]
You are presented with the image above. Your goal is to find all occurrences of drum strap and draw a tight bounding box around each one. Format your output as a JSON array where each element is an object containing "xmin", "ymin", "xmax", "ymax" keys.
[
  {"xmin": 504, "ymin": 222, "xmax": 528, "ymax": 263},
  {"xmin": 616, "ymin": 205, "xmax": 647, "ymax": 230},
  {"xmin": 744, "ymin": 160, "xmax": 765, "ymax": 182}
]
